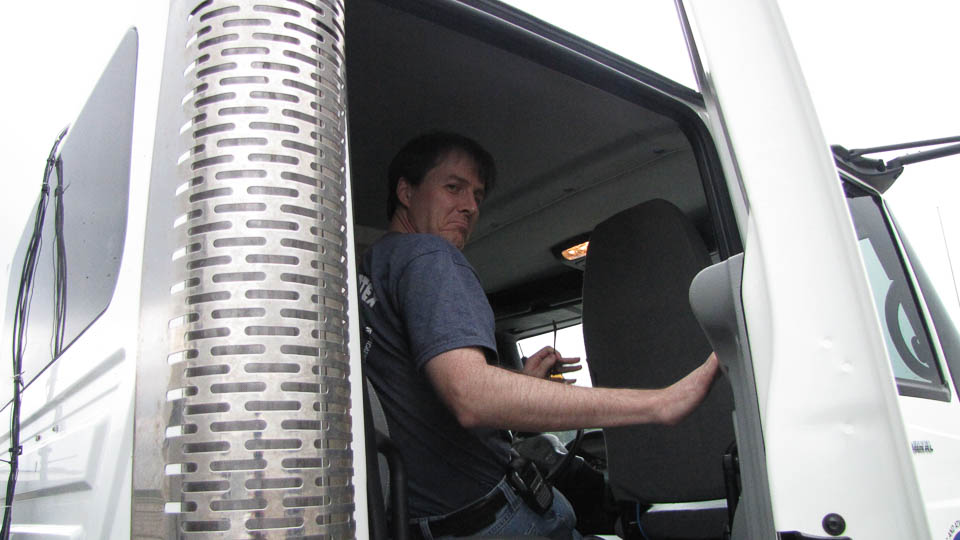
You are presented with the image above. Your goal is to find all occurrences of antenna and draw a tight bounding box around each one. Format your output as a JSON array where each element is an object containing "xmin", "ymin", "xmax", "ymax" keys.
[{"xmin": 937, "ymin": 206, "xmax": 960, "ymax": 314}]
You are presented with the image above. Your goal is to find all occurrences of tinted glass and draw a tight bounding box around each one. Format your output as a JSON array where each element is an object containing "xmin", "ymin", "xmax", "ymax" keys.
[{"xmin": 844, "ymin": 180, "xmax": 949, "ymax": 400}]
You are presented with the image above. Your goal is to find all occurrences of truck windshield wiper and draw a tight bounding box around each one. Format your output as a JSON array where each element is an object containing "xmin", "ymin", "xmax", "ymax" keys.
[{"xmin": 832, "ymin": 135, "xmax": 960, "ymax": 192}]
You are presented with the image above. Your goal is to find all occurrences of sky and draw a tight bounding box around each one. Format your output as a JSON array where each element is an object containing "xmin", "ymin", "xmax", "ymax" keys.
[{"xmin": 0, "ymin": 0, "xmax": 958, "ymax": 324}]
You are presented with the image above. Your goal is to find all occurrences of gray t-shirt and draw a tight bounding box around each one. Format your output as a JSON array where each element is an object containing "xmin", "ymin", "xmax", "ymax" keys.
[{"xmin": 358, "ymin": 232, "xmax": 510, "ymax": 517}]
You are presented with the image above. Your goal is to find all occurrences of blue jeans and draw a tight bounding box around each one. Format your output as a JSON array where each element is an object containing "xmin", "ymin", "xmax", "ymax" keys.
[{"xmin": 411, "ymin": 476, "xmax": 581, "ymax": 539}]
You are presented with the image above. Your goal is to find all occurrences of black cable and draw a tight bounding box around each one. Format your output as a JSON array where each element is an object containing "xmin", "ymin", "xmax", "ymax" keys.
[
  {"xmin": 53, "ymin": 156, "xmax": 68, "ymax": 357},
  {"xmin": 2, "ymin": 127, "xmax": 68, "ymax": 538}
]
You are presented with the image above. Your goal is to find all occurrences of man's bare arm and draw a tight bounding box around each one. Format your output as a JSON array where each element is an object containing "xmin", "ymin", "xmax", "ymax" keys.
[{"xmin": 424, "ymin": 347, "xmax": 719, "ymax": 432}]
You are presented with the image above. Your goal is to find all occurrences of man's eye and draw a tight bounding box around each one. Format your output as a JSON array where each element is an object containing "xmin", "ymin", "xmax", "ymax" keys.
[{"xmin": 445, "ymin": 184, "xmax": 459, "ymax": 192}]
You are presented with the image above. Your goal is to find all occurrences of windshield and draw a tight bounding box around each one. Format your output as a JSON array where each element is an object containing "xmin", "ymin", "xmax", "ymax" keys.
[{"xmin": 843, "ymin": 180, "xmax": 949, "ymax": 400}]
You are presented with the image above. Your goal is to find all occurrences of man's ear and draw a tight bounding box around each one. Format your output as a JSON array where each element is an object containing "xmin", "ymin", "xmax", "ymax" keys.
[{"xmin": 396, "ymin": 177, "xmax": 413, "ymax": 208}]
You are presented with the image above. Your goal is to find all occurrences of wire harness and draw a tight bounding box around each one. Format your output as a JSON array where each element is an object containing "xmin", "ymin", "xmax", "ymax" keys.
[{"xmin": 2, "ymin": 126, "xmax": 69, "ymax": 538}]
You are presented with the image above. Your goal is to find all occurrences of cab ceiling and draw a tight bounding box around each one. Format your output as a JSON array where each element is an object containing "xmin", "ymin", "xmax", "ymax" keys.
[{"xmin": 345, "ymin": 0, "xmax": 706, "ymax": 294}]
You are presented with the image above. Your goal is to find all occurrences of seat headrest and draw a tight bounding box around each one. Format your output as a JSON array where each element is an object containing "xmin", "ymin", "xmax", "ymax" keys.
[
  {"xmin": 584, "ymin": 199, "xmax": 711, "ymax": 388},
  {"xmin": 582, "ymin": 199, "xmax": 734, "ymax": 503}
]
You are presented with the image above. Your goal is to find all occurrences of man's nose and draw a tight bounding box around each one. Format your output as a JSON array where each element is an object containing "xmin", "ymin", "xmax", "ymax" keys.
[{"xmin": 459, "ymin": 192, "xmax": 478, "ymax": 215}]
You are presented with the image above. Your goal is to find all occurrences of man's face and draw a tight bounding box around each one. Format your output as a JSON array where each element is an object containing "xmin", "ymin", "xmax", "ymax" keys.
[{"xmin": 397, "ymin": 150, "xmax": 485, "ymax": 249}]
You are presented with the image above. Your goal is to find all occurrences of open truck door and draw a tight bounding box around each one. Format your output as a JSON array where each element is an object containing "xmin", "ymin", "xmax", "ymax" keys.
[{"xmin": 2, "ymin": 1, "xmax": 958, "ymax": 539}]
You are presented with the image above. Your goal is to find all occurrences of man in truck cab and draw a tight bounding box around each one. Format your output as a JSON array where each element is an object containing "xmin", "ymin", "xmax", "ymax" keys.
[{"xmin": 358, "ymin": 131, "xmax": 719, "ymax": 539}]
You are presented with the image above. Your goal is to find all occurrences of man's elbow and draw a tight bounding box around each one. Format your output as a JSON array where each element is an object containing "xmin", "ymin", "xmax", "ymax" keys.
[
  {"xmin": 442, "ymin": 382, "xmax": 485, "ymax": 429},
  {"xmin": 425, "ymin": 348, "xmax": 494, "ymax": 429},
  {"xmin": 453, "ymin": 407, "xmax": 483, "ymax": 429}
]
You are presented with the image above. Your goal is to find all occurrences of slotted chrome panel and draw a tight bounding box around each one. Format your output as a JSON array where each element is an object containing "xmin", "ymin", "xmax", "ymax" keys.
[{"xmin": 162, "ymin": 0, "xmax": 353, "ymax": 536}]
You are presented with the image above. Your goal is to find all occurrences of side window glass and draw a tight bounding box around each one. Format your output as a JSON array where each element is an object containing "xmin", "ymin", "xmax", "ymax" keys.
[
  {"xmin": 516, "ymin": 324, "xmax": 593, "ymax": 388},
  {"xmin": 843, "ymin": 180, "xmax": 949, "ymax": 400},
  {"xmin": 500, "ymin": 1, "xmax": 696, "ymax": 91}
]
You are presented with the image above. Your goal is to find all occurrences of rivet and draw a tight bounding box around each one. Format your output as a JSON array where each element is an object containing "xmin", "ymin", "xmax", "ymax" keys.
[{"xmin": 822, "ymin": 513, "xmax": 846, "ymax": 536}]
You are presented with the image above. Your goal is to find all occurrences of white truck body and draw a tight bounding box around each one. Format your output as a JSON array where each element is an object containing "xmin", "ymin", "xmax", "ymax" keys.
[{"xmin": 1, "ymin": 1, "xmax": 957, "ymax": 539}]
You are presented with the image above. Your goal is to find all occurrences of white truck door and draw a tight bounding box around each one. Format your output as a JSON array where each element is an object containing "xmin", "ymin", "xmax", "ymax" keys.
[{"xmin": 681, "ymin": 1, "xmax": 930, "ymax": 538}]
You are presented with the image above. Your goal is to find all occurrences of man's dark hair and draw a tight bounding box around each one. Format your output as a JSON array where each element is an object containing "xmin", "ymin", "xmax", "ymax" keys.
[{"xmin": 387, "ymin": 131, "xmax": 496, "ymax": 219}]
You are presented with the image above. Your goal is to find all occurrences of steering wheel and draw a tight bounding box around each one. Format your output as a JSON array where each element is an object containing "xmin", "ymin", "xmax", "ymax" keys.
[{"xmin": 546, "ymin": 428, "xmax": 584, "ymax": 482}]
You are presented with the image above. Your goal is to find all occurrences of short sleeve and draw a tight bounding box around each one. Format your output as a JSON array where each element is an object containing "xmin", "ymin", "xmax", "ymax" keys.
[{"xmin": 394, "ymin": 246, "xmax": 497, "ymax": 370}]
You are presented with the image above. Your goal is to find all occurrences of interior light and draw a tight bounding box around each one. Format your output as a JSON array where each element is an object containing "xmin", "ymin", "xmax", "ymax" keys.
[{"xmin": 561, "ymin": 241, "xmax": 589, "ymax": 261}]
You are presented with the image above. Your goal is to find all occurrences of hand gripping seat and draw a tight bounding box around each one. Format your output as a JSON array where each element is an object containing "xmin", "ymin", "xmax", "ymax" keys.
[{"xmin": 581, "ymin": 199, "xmax": 736, "ymax": 539}]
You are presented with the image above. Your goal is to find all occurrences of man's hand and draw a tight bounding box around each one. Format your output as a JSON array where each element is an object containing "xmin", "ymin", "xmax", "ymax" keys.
[
  {"xmin": 521, "ymin": 346, "xmax": 582, "ymax": 382},
  {"xmin": 656, "ymin": 352, "xmax": 720, "ymax": 425}
]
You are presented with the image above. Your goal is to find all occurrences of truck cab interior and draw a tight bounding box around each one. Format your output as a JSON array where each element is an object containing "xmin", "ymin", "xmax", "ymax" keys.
[{"xmin": 344, "ymin": 0, "xmax": 743, "ymax": 537}]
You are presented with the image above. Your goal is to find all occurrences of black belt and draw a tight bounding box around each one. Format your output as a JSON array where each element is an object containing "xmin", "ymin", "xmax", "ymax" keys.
[{"xmin": 409, "ymin": 489, "xmax": 508, "ymax": 539}]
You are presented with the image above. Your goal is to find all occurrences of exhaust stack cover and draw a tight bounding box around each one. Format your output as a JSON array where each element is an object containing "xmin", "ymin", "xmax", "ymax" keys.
[{"xmin": 163, "ymin": 0, "xmax": 353, "ymax": 536}]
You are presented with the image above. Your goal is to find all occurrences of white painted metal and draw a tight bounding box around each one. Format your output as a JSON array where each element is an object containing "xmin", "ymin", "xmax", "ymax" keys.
[
  {"xmin": 684, "ymin": 0, "xmax": 930, "ymax": 537},
  {"xmin": 0, "ymin": 8, "xmax": 167, "ymax": 535},
  {"xmin": 882, "ymin": 193, "xmax": 960, "ymax": 540},
  {"xmin": 341, "ymin": 129, "xmax": 370, "ymax": 540}
]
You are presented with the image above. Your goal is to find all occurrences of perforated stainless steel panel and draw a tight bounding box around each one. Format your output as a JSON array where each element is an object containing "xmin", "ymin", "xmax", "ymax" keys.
[{"xmin": 163, "ymin": 0, "xmax": 353, "ymax": 536}]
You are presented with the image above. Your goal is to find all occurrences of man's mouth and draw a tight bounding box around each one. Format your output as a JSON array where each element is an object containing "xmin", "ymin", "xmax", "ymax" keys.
[{"xmin": 444, "ymin": 223, "xmax": 471, "ymax": 247}]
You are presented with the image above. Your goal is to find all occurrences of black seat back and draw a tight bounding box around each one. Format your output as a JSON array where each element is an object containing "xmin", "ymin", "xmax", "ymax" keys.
[
  {"xmin": 364, "ymin": 376, "xmax": 409, "ymax": 540},
  {"xmin": 582, "ymin": 199, "xmax": 735, "ymax": 504}
]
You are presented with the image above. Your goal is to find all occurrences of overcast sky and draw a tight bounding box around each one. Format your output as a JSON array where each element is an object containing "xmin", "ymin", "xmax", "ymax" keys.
[{"xmin": 1, "ymin": 0, "xmax": 958, "ymax": 320}]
